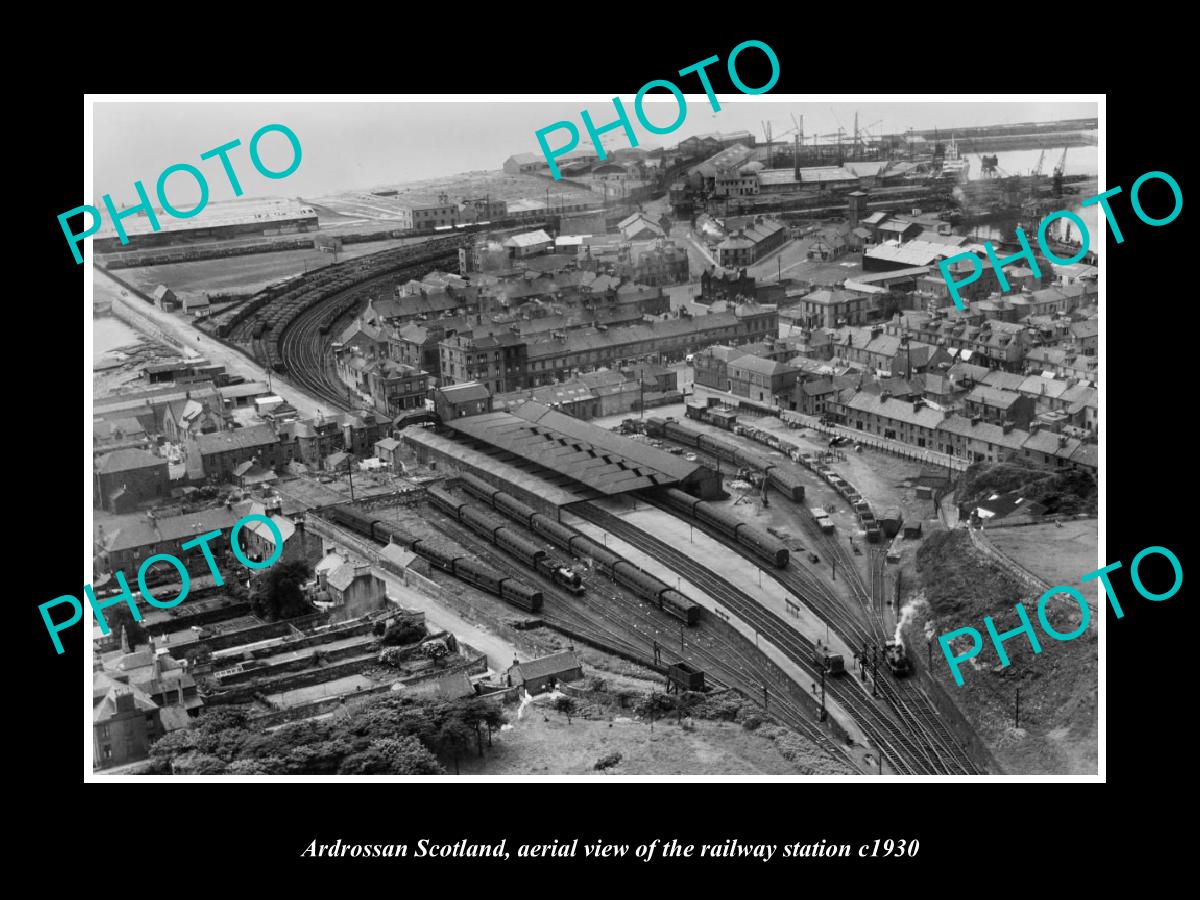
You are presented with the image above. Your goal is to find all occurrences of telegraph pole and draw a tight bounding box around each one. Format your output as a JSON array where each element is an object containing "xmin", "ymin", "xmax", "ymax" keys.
[
  {"xmin": 872, "ymin": 646, "xmax": 879, "ymax": 697},
  {"xmin": 346, "ymin": 453, "xmax": 355, "ymax": 501}
]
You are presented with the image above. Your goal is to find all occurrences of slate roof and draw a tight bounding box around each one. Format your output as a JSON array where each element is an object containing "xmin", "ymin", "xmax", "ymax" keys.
[
  {"xmin": 195, "ymin": 424, "xmax": 278, "ymax": 455},
  {"xmin": 445, "ymin": 401, "xmax": 705, "ymax": 494},
  {"xmin": 97, "ymin": 448, "xmax": 163, "ymax": 474},
  {"xmin": 513, "ymin": 650, "xmax": 581, "ymax": 681}
]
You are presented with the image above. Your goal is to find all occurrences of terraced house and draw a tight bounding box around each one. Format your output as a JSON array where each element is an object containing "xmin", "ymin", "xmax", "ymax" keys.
[{"xmin": 727, "ymin": 354, "xmax": 801, "ymax": 406}]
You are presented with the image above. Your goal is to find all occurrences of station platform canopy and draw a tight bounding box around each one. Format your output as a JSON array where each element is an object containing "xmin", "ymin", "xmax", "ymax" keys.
[{"xmin": 443, "ymin": 401, "xmax": 719, "ymax": 497}]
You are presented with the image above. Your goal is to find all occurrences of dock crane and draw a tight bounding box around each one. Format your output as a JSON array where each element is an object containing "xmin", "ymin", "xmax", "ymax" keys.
[
  {"xmin": 1053, "ymin": 146, "xmax": 1069, "ymax": 176},
  {"xmin": 1032, "ymin": 148, "xmax": 1047, "ymax": 177},
  {"xmin": 790, "ymin": 112, "xmax": 804, "ymax": 146}
]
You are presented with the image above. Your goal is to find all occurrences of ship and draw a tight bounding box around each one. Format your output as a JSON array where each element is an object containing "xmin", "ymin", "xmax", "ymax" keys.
[{"xmin": 940, "ymin": 138, "xmax": 971, "ymax": 182}]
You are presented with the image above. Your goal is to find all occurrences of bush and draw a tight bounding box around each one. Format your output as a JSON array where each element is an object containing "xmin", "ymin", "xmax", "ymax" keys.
[
  {"xmin": 594, "ymin": 751, "xmax": 622, "ymax": 771},
  {"xmin": 382, "ymin": 621, "xmax": 426, "ymax": 646},
  {"xmin": 171, "ymin": 751, "xmax": 228, "ymax": 775}
]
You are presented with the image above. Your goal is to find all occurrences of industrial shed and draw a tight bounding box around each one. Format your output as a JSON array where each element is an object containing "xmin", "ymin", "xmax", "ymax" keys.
[
  {"xmin": 508, "ymin": 650, "xmax": 583, "ymax": 695},
  {"xmin": 442, "ymin": 401, "xmax": 723, "ymax": 500}
]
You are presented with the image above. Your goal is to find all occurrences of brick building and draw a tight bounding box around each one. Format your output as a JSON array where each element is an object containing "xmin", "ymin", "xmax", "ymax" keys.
[{"xmin": 94, "ymin": 448, "xmax": 170, "ymax": 512}]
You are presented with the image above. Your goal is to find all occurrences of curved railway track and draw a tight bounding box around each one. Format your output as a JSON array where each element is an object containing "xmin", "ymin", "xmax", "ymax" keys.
[{"xmin": 276, "ymin": 252, "xmax": 459, "ymax": 411}]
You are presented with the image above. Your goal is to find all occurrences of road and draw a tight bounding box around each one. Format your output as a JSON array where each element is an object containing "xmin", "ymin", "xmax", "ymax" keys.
[{"xmin": 93, "ymin": 267, "xmax": 331, "ymax": 419}]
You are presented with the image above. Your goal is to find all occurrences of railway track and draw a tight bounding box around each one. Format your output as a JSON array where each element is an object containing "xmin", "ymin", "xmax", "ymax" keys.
[
  {"xmin": 637, "ymin": 427, "xmax": 983, "ymax": 772},
  {"xmin": 571, "ymin": 502, "xmax": 963, "ymax": 775},
  {"xmin": 659, "ymin": 502, "xmax": 980, "ymax": 775},
  {"xmin": 427, "ymin": 494, "xmax": 853, "ymax": 764},
  {"xmin": 274, "ymin": 255, "xmax": 451, "ymax": 411}
]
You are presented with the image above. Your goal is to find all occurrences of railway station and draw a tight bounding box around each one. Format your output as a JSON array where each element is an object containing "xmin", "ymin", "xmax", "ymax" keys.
[{"xmin": 404, "ymin": 401, "xmax": 723, "ymax": 513}]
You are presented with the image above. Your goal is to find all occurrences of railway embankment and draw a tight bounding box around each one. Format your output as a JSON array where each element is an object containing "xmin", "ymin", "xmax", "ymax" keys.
[{"xmin": 915, "ymin": 530, "xmax": 1097, "ymax": 774}]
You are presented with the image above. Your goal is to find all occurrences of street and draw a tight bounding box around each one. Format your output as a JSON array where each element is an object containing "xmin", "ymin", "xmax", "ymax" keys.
[{"xmin": 93, "ymin": 267, "xmax": 332, "ymax": 419}]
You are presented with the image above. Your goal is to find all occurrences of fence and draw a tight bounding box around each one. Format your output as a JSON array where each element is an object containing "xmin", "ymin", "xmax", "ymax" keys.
[{"xmin": 967, "ymin": 524, "xmax": 1051, "ymax": 595}]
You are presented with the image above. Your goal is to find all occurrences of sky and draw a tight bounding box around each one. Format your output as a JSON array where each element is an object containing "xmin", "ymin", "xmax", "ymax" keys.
[{"xmin": 92, "ymin": 98, "xmax": 1098, "ymax": 208}]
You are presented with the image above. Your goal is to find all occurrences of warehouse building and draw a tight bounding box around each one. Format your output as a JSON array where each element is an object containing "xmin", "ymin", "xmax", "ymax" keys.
[
  {"xmin": 94, "ymin": 198, "xmax": 318, "ymax": 252},
  {"xmin": 439, "ymin": 401, "xmax": 723, "ymax": 501}
]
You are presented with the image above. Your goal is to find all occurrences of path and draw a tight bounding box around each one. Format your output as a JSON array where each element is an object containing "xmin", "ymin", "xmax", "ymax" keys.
[
  {"xmin": 92, "ymin": 266, "xmax": 329, "ymax": 419},
  {"xmin": 375, "ymin": 570, "xmax": 525, "ymax": 673}
]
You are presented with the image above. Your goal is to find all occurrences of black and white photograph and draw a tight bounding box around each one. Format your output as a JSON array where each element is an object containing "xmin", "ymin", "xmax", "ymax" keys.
[{"xmin": 78, "ymin": 95, "xmax": 1108, "ymax": 781}]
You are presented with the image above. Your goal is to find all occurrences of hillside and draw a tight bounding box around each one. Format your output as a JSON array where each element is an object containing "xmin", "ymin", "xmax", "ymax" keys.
[{"xmin": 912, "ymin": 529, "xmax": 1097, "ymax": 774}]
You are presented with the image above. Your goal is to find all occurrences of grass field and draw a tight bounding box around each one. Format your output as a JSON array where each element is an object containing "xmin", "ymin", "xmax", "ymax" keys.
[
  {"xmin": 987, "ymin": 520, "xmax": 1099, "ymax": 589},
  {"xmin": 456, "ymin": 701, "xmax": 840, "ymax": 775}
]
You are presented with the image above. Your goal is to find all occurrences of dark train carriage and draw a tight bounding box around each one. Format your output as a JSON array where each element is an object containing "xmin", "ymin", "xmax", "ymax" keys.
[
  {"xmin": 733, "ymin": 522, "xmax": 790, "ymax": 568},
  {"xmin": 611, "ymin": 559, "xmax": 669, "ymax": 599},
  {"xmin": 452, "ymin": 557, "xmax": 504, "ymax": 594},
  {"xmin": 693, "ymin": 498, "xmax": 735, "ymax": 535},
  {"xmin": 460, "ymin": 503, "xmax": 507, "ymax": 539},
  {"xmin": 500, "ymin": 578, "xmax": 544, "ymax": 613},
  {"xmin": 564, "ymin": 533, "xmax": 612, "ymax": 569},
  {"xmin": 530, "ymin": 512, "xmax": 579, "ymax": 550},
  {"xmin": 494, "ymin": 526, "xmax": 546, "ymax": 567},
  {"xmin": 458, "ymin": 472, "xmax": 500, "ymax": 506},
  {"xmin": 663, "ymin": 420, "xmax": 702, "ymax": 447},
  {"xmin": 767, "ymin": 467, "xmax": 806, "ymax": 502},
  {"xmin": 662, "ymin": 487, "xmax": 701, "ymax": 517},
  {"xmin": 414, "ymin": 538, "xmax": 460, "ymax": 572},
  {"xmin": 426, "ymin": 485, "xmax": 466, "ymax": 519},
  {"xmin": 495, "ymin": 491, "xmax": 538, "ymax": 529},
  {"xmin": 643, "ymin": 417, "xmax": 667, "ymax": 438},
  {"xmin": 659, "ymin": 589, "xmax": 702, "ymax": 626}
]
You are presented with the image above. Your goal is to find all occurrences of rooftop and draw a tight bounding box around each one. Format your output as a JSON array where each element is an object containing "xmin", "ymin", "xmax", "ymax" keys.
[
  {"xmin": 97, "ymin": 448, "xmax": 164, "ymax": 474},
  {"xmin": 444, "ymin": 401, "xmax": 708, "ymax": 495}
]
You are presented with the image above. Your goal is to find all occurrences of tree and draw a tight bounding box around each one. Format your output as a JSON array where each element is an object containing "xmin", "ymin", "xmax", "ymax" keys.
[
  {"xmin": 880, "ymin": 290, "xmax": 906, "ymax": 321},
  {"xmin": 553, "ymin": 696, "xmax": 577, "ymax": 725},
  {"xmin": 436, "ymin": 716, "xmax": 475, "ymax": 775},
  {"xmin": 339, "ymin": 737, "xmax": 443, "ymax": 774},
  {"xmin": 172, "ymin": 751, "xmax": 227, "ymax": 775},
  {"xmin": 252, "ymin": 561, "xmax": 315, "ymax": 621},
  {"xmin": 226, "ymin": 759, "xmax": 273, "ymax": 775},
  {"xmin": 106, "ymin": 605, "xmax": 148, "ymax": 648},
  {"xmin": 382, "ymin": 621, "xmax": 425, "ymax": 646}
]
